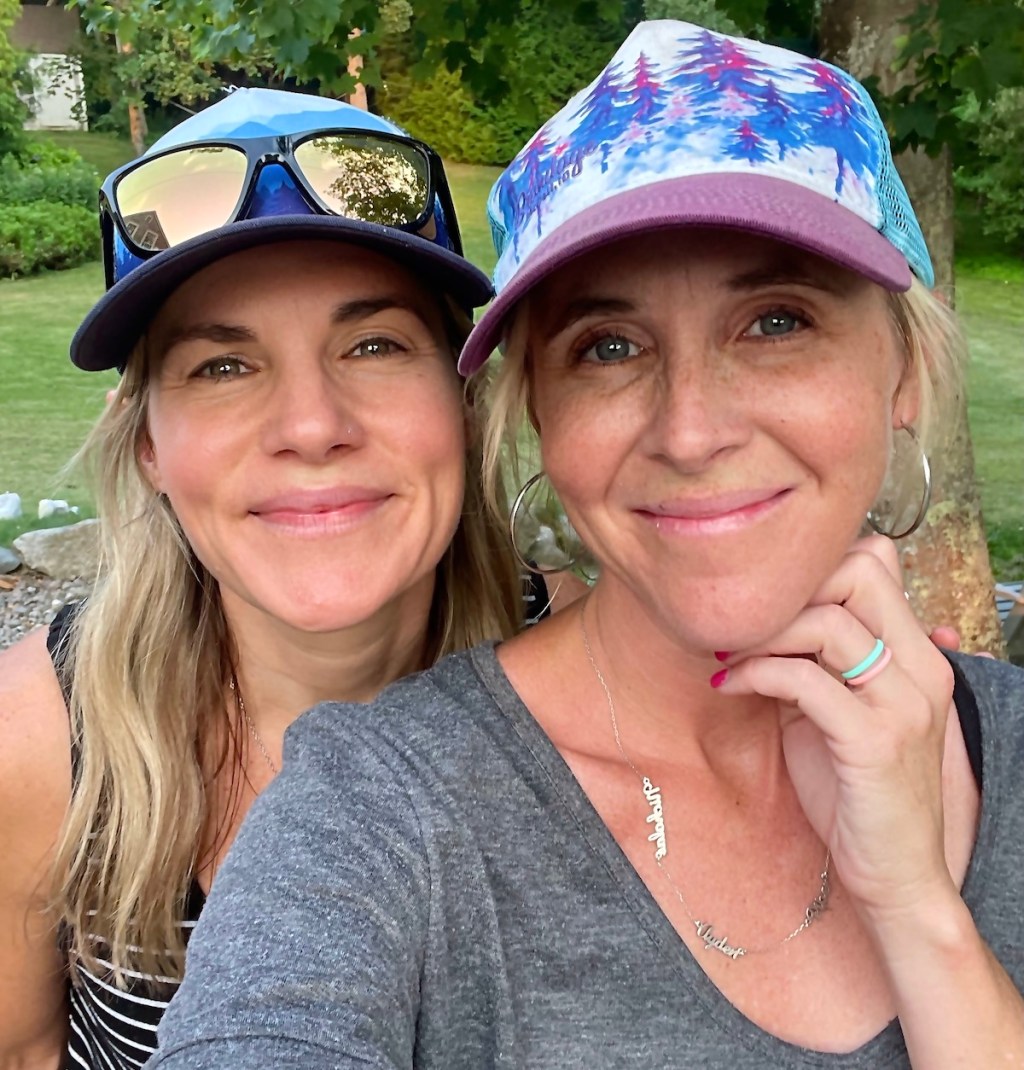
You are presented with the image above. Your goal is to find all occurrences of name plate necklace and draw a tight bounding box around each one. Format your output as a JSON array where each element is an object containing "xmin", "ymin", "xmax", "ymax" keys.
[{"xmin": 580, "ymin": 609, "xmax": 831, "ymax": 961}]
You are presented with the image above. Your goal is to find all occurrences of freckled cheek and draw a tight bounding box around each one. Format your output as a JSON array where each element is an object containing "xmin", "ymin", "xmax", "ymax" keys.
[
  {"xmin": 536, "ymin": 388, "xmax": 638, "ymax": 513},
  {"xmin": 775, "ymin": 377, "xmax": 893, "ymax": 493}
]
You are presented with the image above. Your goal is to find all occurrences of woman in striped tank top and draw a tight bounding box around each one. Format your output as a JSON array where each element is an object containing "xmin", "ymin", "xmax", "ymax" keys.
[{"xmin": 0, "ymin": 89, "xmax": 561, "ymax": 1070}]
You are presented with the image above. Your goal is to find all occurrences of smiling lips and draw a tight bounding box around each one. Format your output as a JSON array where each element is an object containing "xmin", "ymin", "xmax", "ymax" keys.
[
  {"xmin": 249, "ymin": 487, "xmax": 393, "ymax": 532},
  {"xmin": 637, "ymin": 487, "xmax": 792, "ymax": 535}
]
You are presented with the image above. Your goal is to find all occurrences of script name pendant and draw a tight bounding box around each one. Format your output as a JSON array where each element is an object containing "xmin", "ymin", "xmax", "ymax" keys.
[
  {"xmin": 641, "ymin": 776, "xmax": 668, "ymax": 860},
  {"xmin": 694, "ymin": 921, "xmax": 746, "ymax": 960}
]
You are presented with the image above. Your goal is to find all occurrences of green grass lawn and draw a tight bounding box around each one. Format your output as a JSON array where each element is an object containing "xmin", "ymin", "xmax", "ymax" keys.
[
  {"xmin": 1, "ymin": 150, "xmax": 1021, "ymax": 578},
  {"xmin": 31, "ymin": 129, "xmax": 136, "ymax": 178}
]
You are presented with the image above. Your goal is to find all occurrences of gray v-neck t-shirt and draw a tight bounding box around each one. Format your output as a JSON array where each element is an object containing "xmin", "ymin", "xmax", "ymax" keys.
[{"xmin": 150, "ymin": 646, "xmax": 1024, "ymax": 1069}]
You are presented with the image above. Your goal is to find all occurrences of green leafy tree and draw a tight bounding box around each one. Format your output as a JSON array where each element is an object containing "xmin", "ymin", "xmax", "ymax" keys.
[
  {"xmin": 379, "ymin": 0, "xmax": 640, "ymax": 164},
  {"xmin": 68, "ymin": 1, "xmax": 281, "ymax": 152},
  {"xmin": 955, "ymin": 88, "xmax": 1024, "ymax": 250},
  {"xmin": 0, "ymin": 0, "xmax": 29, "ymax": 157},
  {"xmin": 644, "ymin": 0, "xmax": 742, "ymax": 34},
  {"xmin": 884, "ymin": 0, "xmax": 1024, "ymax": 153}
]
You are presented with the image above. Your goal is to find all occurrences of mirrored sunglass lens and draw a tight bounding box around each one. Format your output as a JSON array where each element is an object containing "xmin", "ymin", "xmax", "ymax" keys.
[
  {"xmin": 294, "ymin": 136, "xmax": 430, "ymax": 226},
  {"xmin": 115, "ymin": 146, "xmax": 248, "ymax": 250}
]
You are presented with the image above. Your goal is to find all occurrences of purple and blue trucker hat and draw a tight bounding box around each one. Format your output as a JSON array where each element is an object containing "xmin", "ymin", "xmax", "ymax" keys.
[
  {"xmin": 459, "ymin": 20, "xmax": 934, "ymax": 376},
  {"xmin": 72, "ymin": 88, "xmax": 492, "ymax": 371}
]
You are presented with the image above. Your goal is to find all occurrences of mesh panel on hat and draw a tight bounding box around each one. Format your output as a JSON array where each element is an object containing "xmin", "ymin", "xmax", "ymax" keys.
[{"xmin": 851, "ymin": 81, "xmax": 934, "ymax": 288}]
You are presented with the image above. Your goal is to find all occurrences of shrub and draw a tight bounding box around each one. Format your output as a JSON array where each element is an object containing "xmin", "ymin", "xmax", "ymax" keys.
[
  {"xmin": 0, "ymin": 147, "xmax": 99, "ymax": 210},
  {"xmin": 955, "ymin": 88, "xmax": 1024, "ymax": 251},
  {"xmin": 378, "ymin": 0, "xmax": 641, "ymax": 166},
  {"xmin": 0, "ymin": 202, "xmax": 98, "ymax": 277},
  {"xmin": 380, "ymin": 67, "xmax": 527, "ymax": 166}
]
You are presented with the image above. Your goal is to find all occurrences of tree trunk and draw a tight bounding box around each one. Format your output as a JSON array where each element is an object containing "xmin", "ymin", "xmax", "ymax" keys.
[
  {"xmin": 347, "ymin": 28, "xmax": 368, "ymax": 110},
  {"xmin": 819, "ymin": 0, "xmax": 1004, "ymax": 655},
  {"xmin": 115, "ymin": 34, "xmax": 148, "ymax": 156}
]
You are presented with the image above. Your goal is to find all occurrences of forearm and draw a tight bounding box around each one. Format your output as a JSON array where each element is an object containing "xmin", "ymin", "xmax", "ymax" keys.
[{"xmin": 873, "ymin": 892, "xmax": 1024, "ymax": 1068}]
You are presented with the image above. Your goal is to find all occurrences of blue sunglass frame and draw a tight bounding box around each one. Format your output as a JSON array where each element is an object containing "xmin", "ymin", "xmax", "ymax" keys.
[{"xmin": 98, "ymin": 129, "xmax": 463, "ymax": 289}]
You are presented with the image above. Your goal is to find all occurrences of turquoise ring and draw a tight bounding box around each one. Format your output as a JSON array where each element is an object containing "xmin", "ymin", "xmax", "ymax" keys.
[{"xmin": 841, "ymin": 638, "xmax": 886, "ymax": 681}]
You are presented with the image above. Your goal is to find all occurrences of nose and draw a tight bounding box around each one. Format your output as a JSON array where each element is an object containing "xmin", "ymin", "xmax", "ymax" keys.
[
  {"xmin": 642, "ymin": 345, "xmax": 751, "ymax": 472},
  {"xmin": 260, "ymin": 361, "xmax": 366, "ymax": 462}
]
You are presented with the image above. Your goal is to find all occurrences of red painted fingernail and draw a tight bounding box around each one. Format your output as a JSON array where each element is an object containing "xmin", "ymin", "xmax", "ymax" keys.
[
  {"xmin": 710, "ymin": 669, "xmax": 728, "ymax": 689},
  {"xmin": 714, "ymin": 650, "xmax": 731, "ymax": 662}
]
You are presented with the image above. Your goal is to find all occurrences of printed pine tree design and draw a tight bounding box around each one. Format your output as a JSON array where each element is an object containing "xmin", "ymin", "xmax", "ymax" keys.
[
  {"xmin": 569, "ymin": 59, "xmax": 634, "ymax": 173},
  {"xmin": 753, "ymin": 80, "xmax": 800, "ymax": 161},
  {"xmin": 672, "ymin": 31, "xmax": 774, "ymax": 104},
  {"xmin": 624, "ymin": 52, "xmax": 669, "ymax": 159},
  {"xmin": 727, "ymin": 119, "xmax": 772, "ymax": 164},
  {"xmin": 630, "ymin": 52, "xmax": 665, "ymax": 129},
  {"xmin": 800, "ymin": 61, "xmax": 876, "ymax": 195},
  {"xmin": 494, "ymin": 123, "xmax": 557, "ymax": 253}
]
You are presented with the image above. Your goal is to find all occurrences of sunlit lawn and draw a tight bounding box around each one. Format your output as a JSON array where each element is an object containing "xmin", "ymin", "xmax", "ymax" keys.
[{"xmin": 1, "ymin": 141, "xmax": 1021, "ymax": 578}]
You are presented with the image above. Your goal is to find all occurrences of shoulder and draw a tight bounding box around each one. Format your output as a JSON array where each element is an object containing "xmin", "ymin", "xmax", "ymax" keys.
[
  {"xmin": 281, "ymin": 644, "xmax": 514, "ymax": 794},
  {"xmin": 0, "ymin": 627, "xmax": 73, "ymax": 894},
  {"xmin": 948, "ymin": 652, "xmax": 1024, "ymax": 784},
  {"xmin": 0, "ymin": 627, "xmax": 72, "ymax": 788},
  {"xmin": 948, "ymin": 652, "xmax": 1024, "ymax": 724}
]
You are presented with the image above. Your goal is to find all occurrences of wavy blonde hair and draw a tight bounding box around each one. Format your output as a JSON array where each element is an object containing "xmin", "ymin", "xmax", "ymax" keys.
[
  {"xmin": 482, "ymin": 278, "xmax": 966, "ymax": 533},
  {"xmin": 54, "ymin": 306, "xmax": 523, "ymax": 985}
]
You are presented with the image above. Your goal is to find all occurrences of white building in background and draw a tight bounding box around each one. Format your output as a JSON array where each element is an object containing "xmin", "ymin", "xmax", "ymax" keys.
[{"xmin": 11, "ymin": 1, "xmax": 87, "ymax": 131}]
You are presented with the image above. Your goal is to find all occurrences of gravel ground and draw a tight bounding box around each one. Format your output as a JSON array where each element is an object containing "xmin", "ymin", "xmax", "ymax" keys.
[{"xmin": 0, "ymin": 569, "xmax": 92, "ymax": 651}]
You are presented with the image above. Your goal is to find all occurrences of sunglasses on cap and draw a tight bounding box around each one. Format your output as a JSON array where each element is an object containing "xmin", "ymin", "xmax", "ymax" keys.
[{"xmin": 98, "ymin": 129, "xmax": 463, "ymax": 287}]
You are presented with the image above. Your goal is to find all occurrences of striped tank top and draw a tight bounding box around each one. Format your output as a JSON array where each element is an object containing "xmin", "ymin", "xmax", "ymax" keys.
[
  {"xmin": 47, "ymin": 574, "xmax": 556, "ymax": 1068},
  {"xmin": 46, "ymin": 605, "xmax": 203, "ymax": 1070},
  {"xmin": 63, "ymin": 886, "xmax": 204, "ymax": 1070}
]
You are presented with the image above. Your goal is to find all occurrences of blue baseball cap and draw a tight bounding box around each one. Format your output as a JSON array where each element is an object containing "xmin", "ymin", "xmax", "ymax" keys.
[
  {"xmin": 459, "ymin": 21, "xmax": 933, "ymax": 375},
  {"xmin": 72, "ymin": 88, "xmax": 492, "ymax": 371}
]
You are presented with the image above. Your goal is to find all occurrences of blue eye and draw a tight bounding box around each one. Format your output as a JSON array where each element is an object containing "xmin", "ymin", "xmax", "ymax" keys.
[
  {"xmin": 580, "ymin": 335, "xmax": 642, "ymax": 363},
  {"xmin": 747, "ymin": 311, "xmax": 804, "ymax": 338}
]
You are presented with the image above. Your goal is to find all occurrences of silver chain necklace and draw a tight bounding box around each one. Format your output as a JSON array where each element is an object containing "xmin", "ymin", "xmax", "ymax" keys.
[
  {"xmin": 229, "ymin": 673, "xmax": 278, "ymax": 777},
  {"xmin": 580, "ymin": 609, "xmax": 830, "ymax": 960}
]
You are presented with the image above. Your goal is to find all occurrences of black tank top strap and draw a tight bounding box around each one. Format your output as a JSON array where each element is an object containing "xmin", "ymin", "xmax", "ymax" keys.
[{"xmin": 946, "ymin": 653, "xmax": 983, "ymax": 790}]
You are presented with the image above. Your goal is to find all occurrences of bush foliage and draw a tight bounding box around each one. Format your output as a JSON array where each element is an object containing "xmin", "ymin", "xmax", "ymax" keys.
[
  {"xmin": 0, "ymin": 139, "xmax": 100, "ymax": 277},
  {"xmin": 955, "ymin": 88, "xmax": 1024, "ymax": 250},
  {"xmin": 0, "ymin": 202, "xmax": 98, "ymax": 277},
  {"xmin": 378, "ymin": 0, "xmax": 642, "ymax": 165},
  {"xmin": 0, "ymin": 145, "xmax": 99, "ymax": 210}
]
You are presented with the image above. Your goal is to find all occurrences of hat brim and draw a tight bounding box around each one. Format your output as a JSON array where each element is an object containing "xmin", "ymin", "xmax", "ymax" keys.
[
  {"xmin": 72, "ymin": 214, "xmax": 494, "ymax": 372},
  {"xmin": 458, "ymin": 173, "xmax": 912, "ymax": 377}
]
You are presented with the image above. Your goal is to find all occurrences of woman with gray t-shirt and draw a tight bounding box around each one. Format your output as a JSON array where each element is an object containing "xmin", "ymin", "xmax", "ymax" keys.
[{"xmin": 151, "ymin": 22, "xmax": 1024, "ymax": 1069}]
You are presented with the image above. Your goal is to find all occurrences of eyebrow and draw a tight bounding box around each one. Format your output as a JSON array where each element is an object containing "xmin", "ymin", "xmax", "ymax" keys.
[
  {"xmin": 541, "ymin": 297, "xmax": 637, "ymax": 342},
  {"xmin": 158, "ymin": 322, "xmax": 256, "ymax": 357},
  {"xmin": 158, "ymin": 295, "xmax": 430, "ymax": 358},
  {"xmin": 331, "ymin": 296, "xmax": 427, "ymax": 324},
  {"xmin": 725, "ymin": 263, "xmax": 847, "ymax": 296}
]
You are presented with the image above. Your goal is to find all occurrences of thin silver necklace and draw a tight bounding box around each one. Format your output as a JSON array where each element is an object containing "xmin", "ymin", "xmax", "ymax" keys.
[
  {"xmin": 229, "ymin": 673, "xmax": 278, "ymax": 776},
  {"xmin": 580, "ymin": 608, "xmax": 830, "ymax": 960}
]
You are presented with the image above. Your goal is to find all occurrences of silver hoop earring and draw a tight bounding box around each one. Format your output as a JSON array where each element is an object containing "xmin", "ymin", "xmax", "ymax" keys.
[
  {"xmin": 867, "ymin": 426, "xmax": 932, "ymax": 540},
  {"xmin": 508, "ymin": 472, "xmax": 580, "ymax": 576}
]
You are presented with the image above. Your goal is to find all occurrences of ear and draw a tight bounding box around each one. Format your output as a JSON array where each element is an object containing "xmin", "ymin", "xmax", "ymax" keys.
[
  {"xmin": 136, "ymin": 430, "xmax": 164, "ymax": 493},
  {"xmin": 892, "ymin": 365, "xmax": 921, "ymax": 430}
]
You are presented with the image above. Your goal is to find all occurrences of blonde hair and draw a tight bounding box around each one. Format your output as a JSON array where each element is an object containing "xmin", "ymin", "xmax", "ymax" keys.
[
  {"xmin": 54, "ymin": 311, "xmax": 523, "ymax": 985},
  {"xmin": 482, "ymin": 278, "xmax": 966, "ymax": 529}
]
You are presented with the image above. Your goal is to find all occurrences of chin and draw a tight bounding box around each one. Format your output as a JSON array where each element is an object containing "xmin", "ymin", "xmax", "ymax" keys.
[{"xmin": 647, "ymin": 572, "xmax": 817, "ymax": 654}]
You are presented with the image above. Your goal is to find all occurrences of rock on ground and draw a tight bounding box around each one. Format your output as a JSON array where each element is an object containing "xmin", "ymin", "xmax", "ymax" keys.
[{"xmin": 13, "ymin": 519, "xmax": 100, "ymax": 581}]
